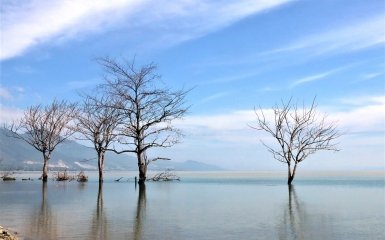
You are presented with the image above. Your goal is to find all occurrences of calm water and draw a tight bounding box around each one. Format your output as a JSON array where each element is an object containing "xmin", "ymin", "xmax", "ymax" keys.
[{"xmin": 0, "ymin": 171, "xmax": 384, "ymax": 240}]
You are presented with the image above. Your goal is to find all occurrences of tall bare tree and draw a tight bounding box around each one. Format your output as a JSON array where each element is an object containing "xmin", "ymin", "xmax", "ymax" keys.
[
  {"xmin": 76, "ymin": 94, "xmax": 120, "ymax": 182},
  {"xmin": 254, "ymin": 98, "xmax": 340, "ymax": 185},
  {"xmin": 98, "ymin": 57, "xmax": 188, "ymax": 184},
  {"xmin": 7, "ymin": 100, "xmax": 77, "ymax": 181}
]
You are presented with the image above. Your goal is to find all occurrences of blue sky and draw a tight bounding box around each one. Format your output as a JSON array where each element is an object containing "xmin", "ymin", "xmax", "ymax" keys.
[{"xmin": 1, "ymin": 0, "xmax": 384, "ymax": 171}]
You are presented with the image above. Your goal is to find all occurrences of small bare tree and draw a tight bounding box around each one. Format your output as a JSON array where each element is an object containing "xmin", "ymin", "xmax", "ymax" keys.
[
  {"xmin": 7, "ymin": 100, "xmax": 77, "ymax": 182},
  {"xmin": 98, "ymin": 57, "xmax": 188, "ymax": 184},
  {"xmin": 76, "ymin": 94, "xmax": 120, "ymax": 182},
  {"xmin": 254, "ymin": 98, "xmax": 340, "ymax": 185}
]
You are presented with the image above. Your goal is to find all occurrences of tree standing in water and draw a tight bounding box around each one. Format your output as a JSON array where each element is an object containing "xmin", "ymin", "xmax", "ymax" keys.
[
  {"xmin": 98, "ymin": 57, "xmax": 188, "ymax": 184},
  {"xmin": 254, "ymin": 98, "xmax": 340, "ymax": 185},
  {"xmin": 7, "ymin": 100, "xmax": 77, "ymax": 182},
  {"xmin": 76, "ymin": 94, "xmax": 121, "ymax": 182}
]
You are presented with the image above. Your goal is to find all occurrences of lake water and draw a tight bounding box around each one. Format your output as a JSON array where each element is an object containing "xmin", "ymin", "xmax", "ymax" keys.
[{"xmin": 0, "ymin": 171, "xmax": 384, "ymax": 240}]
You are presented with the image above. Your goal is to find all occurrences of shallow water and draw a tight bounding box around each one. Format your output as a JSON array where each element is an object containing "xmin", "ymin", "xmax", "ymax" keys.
[{"xmin": 0, "ymin": 171, "xmax": 384, "ymax": 240}]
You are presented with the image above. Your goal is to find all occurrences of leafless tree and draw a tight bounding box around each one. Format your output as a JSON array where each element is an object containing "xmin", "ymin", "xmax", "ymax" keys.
[
  {"xmin": 76, "ymin": 94, "xmax": 120, "ymax": 182},
  {"xmin": 6, "ymin": 100, "xmax": 77, "ymax": 182},
  {"xmin": 254, "ymin": 98, "xmax": 340, "ymax": 185},
  {"xmin": 98, "ymin": 57, "xmax": 188, "ymax": 184}
]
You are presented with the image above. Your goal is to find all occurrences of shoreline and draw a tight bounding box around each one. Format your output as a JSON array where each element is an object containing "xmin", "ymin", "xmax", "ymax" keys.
[{"xmin": 0, "ymin": 226, "xmax": 18, "ymax": 240}]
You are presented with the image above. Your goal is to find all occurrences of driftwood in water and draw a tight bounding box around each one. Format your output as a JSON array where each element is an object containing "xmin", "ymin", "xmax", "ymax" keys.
[
  {"xmin": 151, "ymin": 170, "xmax": 180, "ymax": 181},
  {"xmin": 114, "ymin": 177, "xmax": 124, "ymax": 182}
]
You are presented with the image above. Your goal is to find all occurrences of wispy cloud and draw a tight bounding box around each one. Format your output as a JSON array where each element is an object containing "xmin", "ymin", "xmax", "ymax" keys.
[
  {"xmin": 268, "ymin": 16, "xmax": 385, "ymax": 57},
  {"xmin": 257, "ymin": 86, "xmax": 275, "ymax": 92},
  {"xmin": 67, "ymin": 79, "xmax": 101, "ymax": 90},
  {"xmin": 361, "ymin": 72, "xmax": 384, "ymax": 80},
  {"xmin": 1, "ymin": 0, "xmax": 292, "ymax": 61},
  {"xmin": 290, "ymin": 68, "xmax": 340, "ymax": 88},
  {"xmin": 198, "ymin": 91, "xmax": 232, "ymax": 104}
]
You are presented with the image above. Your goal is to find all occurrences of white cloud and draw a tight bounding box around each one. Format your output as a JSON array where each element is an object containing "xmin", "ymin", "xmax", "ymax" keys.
[
  {"xmin": 0, "ymin": 105, "xmax": 24, "ymax": 124},
  {"xmin": 268, "ymin": 16, "xmax": 385, "ymax": 56},
  {"xmin": 177, "ymin": 110, "xmax": 256, "ymax": 131},
  {"xmin": 176, "ymin": 97, "xmax": 385, "ymax": 145},
  {"xmin": 1, "ymin": 0, "xmax": 292, "ymax": 60},
  {"xmin": 168, "ymin": 100, "xmax": 384, "ymax": 170},
  {"xmin": 0, "ymin": 0, "xmax": 144, "ymax": 60},
  {"xmin": 337, "ymin": 95, "xmax": 385, "ymax": 107},
  {"xmin": 329, "ymin": 96, "xmax": 385, "ymax": 133},
  {"xmin": 0, "ymin": 87, "xmax": 13, "ymax": 100}
]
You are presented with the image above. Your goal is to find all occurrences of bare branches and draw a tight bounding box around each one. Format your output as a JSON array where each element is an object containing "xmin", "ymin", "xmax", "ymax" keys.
[
  {"xmin": 98, "ymin": 57, "xmax": 188, "ymax": 153},
  {"xmin": 6, "ymin": 100, "xmax": 77, "ymax": 155},
  {"xmin": 95, "ymin": 57, "xmax": 189, "ymax": 183},
  {"xmin": 254, "ymin": 98, "xmax": 341, "ymax": 185},
  {"xmin": 76, "ymin": 94, "xmax": 121, "ymax": 152}
]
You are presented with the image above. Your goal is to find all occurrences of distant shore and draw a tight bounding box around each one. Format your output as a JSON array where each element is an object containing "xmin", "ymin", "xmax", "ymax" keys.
[{"xmin": 0, "ymin": 226, "xmax": 18, "ymax": 240}]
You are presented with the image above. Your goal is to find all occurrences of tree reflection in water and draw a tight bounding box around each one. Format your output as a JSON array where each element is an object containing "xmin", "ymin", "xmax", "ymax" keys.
[
  {"xmin": 133, "ymin": 183, "xmax": 146, "ymax": 240},
  {"xmin": 88, "ymin": 182, "xmax": 109, "ymax": 240},
  {"xmin": 28, "ymin": 182, "xmax": 58, "ymax": 240},
  {"xmin": 277, "ymin": 185, "xmax": 335, "ymax": 240},
  {"xmin": 277, "ymin": 185, "xmax": 305, "ymax": 240}
]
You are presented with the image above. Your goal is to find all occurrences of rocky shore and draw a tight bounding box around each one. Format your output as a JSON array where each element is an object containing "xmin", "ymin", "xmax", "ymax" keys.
[{"xmin": 0, "ymin": 226, "xmax": 18, "ymax": 240}]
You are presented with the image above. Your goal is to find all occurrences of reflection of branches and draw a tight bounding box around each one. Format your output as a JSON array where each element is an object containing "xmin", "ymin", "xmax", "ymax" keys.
[
  {"xmin": 28, "ymin": 182, "xmax": 58, "ymax": 239},
  {"xmin": 278, "ymin": 186, "xmax": 305, "ymax": 240},
  {"xmin": 88, "ymin": 182, "xmax": 109, "ymax": 240},
  {"xmin": 133, "ymin": 184, "xmax": 146, "ymax": 240},
  {"xmin": 277, "ymin": 186, "xmax": 338, "ymax": 239}
]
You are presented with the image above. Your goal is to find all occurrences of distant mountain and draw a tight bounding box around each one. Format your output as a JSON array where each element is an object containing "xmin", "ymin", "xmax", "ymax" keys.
[{"xmin": 0, "ymin": 128, "xmax": 223, "ymax": 171}]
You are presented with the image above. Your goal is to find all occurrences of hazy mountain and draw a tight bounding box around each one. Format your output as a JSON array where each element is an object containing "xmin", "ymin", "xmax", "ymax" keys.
[{"xmin": 0, "ymin": 128, "xmax": 223, "ymax": 171}]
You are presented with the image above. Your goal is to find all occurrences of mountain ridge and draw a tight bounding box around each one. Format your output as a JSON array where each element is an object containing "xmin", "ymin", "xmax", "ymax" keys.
[{"xmin": 0, "ymin": 128, "xmax": 223, "ymax": 171}]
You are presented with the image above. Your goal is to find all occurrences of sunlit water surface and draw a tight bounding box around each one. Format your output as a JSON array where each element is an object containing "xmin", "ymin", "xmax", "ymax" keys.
[{"xmin": 0, "ymin": 171, "xmax": 384, "ymax": 240}]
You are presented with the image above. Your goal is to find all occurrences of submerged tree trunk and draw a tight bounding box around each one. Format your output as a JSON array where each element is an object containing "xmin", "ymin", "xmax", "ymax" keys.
[
  {"xmin": 42, "ymin": 153, "xmax": 50, "ymax": 182},
  {"xmin": 97, "ymin": 151, "xmax": 105, "ymax": 182},
  {"xmin": 137, "ymin": 151, "xmax": 147, "ymax": 184}
]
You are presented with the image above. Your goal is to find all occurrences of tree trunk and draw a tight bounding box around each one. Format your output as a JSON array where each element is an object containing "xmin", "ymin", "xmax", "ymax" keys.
[
  {"xmin": 42, "ymin": 153, "xmax": 50, "ymax": 182},
  {"xmin": 137, "ymin": 151, "xmax": 147, "ymax": 184},
  {"xmin": 287, "ymin": 164, "xmax": 298, "ymax": 185},
  {"xmin": 97, "ymin": 151, "xmax": 105, "ymax": 182}
]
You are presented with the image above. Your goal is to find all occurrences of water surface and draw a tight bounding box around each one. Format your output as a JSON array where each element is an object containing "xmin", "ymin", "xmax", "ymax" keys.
[{"xmin": 0, "ymin": 171, "xmax": 384, "ymax": 239}]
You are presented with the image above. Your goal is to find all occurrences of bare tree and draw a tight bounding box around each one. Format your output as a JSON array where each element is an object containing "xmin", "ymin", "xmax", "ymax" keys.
[
  {"xmin": 76, "ymin": 94, "xmax": 120, "ymax": 182},
  {"xmin": 6, "ymin": 100, "xmax": 77, "ymax": 182},
  {"xmin": 98, "ymin": 57, "xmax": 188, "ymax": 184},
  {"xmin": 254, "ymin": 98, "xmax": 340, "ymax": 185}
]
